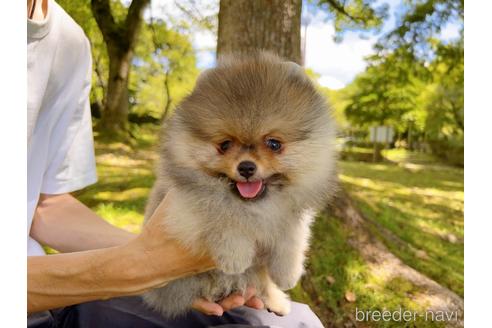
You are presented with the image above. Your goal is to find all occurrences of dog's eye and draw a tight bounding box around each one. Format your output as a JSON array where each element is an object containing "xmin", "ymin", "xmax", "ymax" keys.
[
  {"xmin": 266, "ymin": 139, "xmax": 282, "ymax": 152},
  {"xmin": 218, "ymin": 140, "xmax": 232, "ymax": 153}
]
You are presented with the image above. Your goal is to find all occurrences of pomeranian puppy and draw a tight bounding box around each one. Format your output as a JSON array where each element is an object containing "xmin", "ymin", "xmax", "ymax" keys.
[{"xmin": 142, "ymin": 51, "xmax": 337, "ymax": 318}]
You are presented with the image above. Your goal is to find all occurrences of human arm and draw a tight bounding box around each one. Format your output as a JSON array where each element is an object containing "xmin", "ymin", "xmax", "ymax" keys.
[
  {"xmin": 28, "ymin": 192, "xmax": 215, "ymax": 313},
  {"xmin": 30, "ymin": 193, "xmax": 135, "ymax": 252},
  {"xmin": 28, "ymin": 192, "xmax": 263, "ymax": 314}
]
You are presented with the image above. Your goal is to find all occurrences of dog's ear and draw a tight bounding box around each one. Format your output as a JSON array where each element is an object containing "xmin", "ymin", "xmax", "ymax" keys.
[
  {"xmin": 282, "ymin": 61, "xmax": 303, "ymax": 73},
  {"xmin": 195, "ymin": 68, "xmax": 215, "ymax": 86},
  {"xmin": 282, "ymin": 61, "xmax": 310, "ymax": 82}
]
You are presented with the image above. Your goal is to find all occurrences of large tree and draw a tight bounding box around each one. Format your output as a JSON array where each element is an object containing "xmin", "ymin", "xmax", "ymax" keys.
[
  {"xmin": 217, "ymin": 0, "xmax": 302, "ymax": 63},
  {"xmin": 91, "ymin": 0, "xmax": 150, "ymax": 136}
]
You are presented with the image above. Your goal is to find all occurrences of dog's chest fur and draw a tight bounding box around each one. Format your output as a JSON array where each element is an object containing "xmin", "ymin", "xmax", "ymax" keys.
[{"xmin": 161, "ymin": 181, "xmax": 309, "ymax": 258}]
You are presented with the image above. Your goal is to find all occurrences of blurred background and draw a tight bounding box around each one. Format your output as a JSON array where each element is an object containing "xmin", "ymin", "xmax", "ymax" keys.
[{"xmin": 59, "ymin": 0, "xmax": 463, "ymax": 326}]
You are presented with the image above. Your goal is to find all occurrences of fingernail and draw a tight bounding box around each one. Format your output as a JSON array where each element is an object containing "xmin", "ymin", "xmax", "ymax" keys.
[{"xmin": 213, "ymin": 310, "xmax": 223, "ymax": 316}]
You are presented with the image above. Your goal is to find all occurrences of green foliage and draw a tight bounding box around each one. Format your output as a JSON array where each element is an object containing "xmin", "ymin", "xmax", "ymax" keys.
[
  {"xmin": 58, "ymin": 0, "xmax": 199, "ymax": 121},
  {"xmin": 344, "ymin": 51, "xmax": 426, "ymax": 131},
  {"xmin": 338, "ymin": 0, "xmax": 463, "ymax": 164},
  {"xmin": 304, "ymin": 70, "xmax": 349, "ymax": 128},
  {"xmin": 423, "ymin": 40, "xmax": 464, "ymax": 165},
  {"xmin": 319, "ymin": 88, "xmax": 350, "ymax": 128},
  {"xmin": 382, "ymin": 148, "xmax": 441, "ymax": 166},
  {"xmin": 381, "ymin": 0, "xmax": 463, "ymax": 58},
  {"xmin": 130, "ymin": 19, "xmax": 199, "ymax": 119},
  {"xmin": 313, "ymin": 0, "xmax": 389, "ymax": 39},
  {"xmin": 304, "ymin": 68, "xmax": 321, "ymax": 81}
]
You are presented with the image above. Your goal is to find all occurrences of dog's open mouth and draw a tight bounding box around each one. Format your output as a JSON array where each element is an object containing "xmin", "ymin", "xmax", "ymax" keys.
[
  {"xmin": 236, "ymin": 180, "xmax": 265, "ymax": 199},
  {"xmin": 219, "ymin": 173, "xmax": 287, "ymax": 201},
  {"xmin": 228, "ymin": 179, "xmax": 267, "ymax": 201}
]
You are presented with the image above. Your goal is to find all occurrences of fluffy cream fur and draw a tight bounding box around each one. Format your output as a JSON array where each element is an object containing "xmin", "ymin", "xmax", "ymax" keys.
[{"xmin": 141, "ymin": 52, "xmax": 337, "ymax": 317}]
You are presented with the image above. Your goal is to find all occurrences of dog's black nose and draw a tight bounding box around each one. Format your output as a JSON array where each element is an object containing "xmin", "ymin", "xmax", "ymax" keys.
[{"xmin": 237, "ymin": 161, "xmax": 257, "ymax": 179}]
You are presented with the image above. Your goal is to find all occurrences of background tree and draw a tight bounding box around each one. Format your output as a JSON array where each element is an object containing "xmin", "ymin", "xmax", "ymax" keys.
[
  {"xmin": 91, "ymin": 0, "xmax": 150, "ymax": 136},
  {"xmin": 130, "ymin": 18, "xmax": 198, "ymax": 122},
  {"xmin": 345, "ymin": 57, "xmax": 422, "ymax": 128},
  {"xmin": 217, "ymin": 0, "xmax": 302, "ymax": 63},
  {"xmin": 61, "ymin": 1, "xmax": 199, "ymax": 132},
  {"xmin": 423, "ymin": 38, "xmax": 464, "ymax": 165},
  {"xmin": 344, "ymin": 51, "xmax": 427, "ymax": 158},
  {"xmin": 337, "ymin": 0, "xmax": 464, "ymax": 163}
]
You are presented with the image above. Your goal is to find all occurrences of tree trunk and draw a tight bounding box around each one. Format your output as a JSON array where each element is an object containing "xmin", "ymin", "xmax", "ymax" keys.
[
  {"xmin": 91, "ymin": 0, "xmax": 150, "ymax": 137},
  {"xmin": 373, "ymin": 142, "xmax": 383, "ymax": 162},
  {"xmin": 92, "ymin": 53, "xmax": 107, "ymax": 113},
  {"xmin": 101, "ymin": 47, "xmax": 133, "ymax": 133},
  {"xmin": 407, "ymin": 122, "xmax": 413, "ymax": 150},
  {"xmin": 217, "ymin": 0, "xmax": 302, "ymax": 64}
]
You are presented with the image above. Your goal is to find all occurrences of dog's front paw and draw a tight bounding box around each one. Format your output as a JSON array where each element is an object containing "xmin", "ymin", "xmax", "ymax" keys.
[
  {"xmin": 216, "ymin": 254, "xmax": 251, "ymax": 275},
  {"xmin": 264, "ymin": 288, "xmax": 291, "ymax": 316}
]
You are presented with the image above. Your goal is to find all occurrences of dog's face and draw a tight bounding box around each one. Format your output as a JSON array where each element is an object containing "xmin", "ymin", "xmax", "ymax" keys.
[
  {"xmin": 164, "ymin": 53, "xmax": 336, "ymax": 204},
  {"xmin": 201, "ymin": 127, "xmax": 291, "ymax": 201}
]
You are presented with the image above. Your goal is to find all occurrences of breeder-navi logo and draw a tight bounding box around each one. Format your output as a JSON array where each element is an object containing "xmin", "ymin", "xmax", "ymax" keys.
[{"xmin": 355, "ymin": 307, "xmax": 459, "ymax": 323}]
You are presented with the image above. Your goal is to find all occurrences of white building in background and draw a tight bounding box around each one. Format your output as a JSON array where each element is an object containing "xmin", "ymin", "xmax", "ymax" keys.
[{"xmin": 369, "ymin": 125, "xmax": 394, "ymax": 144}]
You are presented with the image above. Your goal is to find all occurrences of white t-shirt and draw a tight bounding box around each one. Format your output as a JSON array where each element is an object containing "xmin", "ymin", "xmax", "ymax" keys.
[{"xmin": 27, "ymin": 0, "xmax": 97, "ymax": 256}]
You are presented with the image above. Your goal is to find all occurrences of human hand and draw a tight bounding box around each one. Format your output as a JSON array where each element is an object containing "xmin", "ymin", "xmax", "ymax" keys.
[
  {"xmin": 130, "ymin": 190, "xmax": 215, "ymax": 287},
  {"xmin": 192, "ymin": 286, "xmax": 264, "ymax": 316}
]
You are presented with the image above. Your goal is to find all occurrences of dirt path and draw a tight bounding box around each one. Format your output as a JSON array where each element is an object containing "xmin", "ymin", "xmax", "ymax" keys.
[{"xmin": 326, "ymin": 186, "xmax": 464, "ymax": 327}]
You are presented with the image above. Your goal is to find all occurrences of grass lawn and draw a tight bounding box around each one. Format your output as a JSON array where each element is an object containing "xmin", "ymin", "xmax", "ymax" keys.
[
  {"xmin": 76, "ymin": 125, "xmax": 463, "ymax": 327},
  {"xmin": 290, "ymin": 156, "xmax": 463, "ymax": 327},
  {"xmin": 74, "ymin": 124, "xmax": 159, "ymax": 233},
  {"xmin": 339, "ymin": 160, "xmax": 464, "ymax": 297}
]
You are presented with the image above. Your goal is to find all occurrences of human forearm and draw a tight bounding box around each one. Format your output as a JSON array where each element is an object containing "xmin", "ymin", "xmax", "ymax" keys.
[
  {"xmin": 28, "ymin": 235, "xmax": 214, "ymax": 313},
  {"xmin": 28, "ymin": 243, "xmax": 139, "ymax": 312},
  {"xmin": 30, "ymin": 194, "xmax": 135, "ymax": 252},
  {"xmin": 27, "ymin": 191, "xmax": 262, "ymax": 316}
]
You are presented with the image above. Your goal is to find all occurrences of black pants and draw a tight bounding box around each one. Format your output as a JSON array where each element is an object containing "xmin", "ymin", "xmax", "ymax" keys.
[{"xmin": 28, "ymin": 296, "xmax": 324, "ymax": 328}]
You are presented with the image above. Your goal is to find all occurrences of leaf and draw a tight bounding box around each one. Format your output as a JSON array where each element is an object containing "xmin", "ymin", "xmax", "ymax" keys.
[
  {"xmin": 345, "ymin": 291, "xmax": 356, "ymax": 303},
  {"xmin": 415, "ymin": 249, "xmax": 429, "ymax": 260},
  {"xmin": 326, "ymin": 275, "xmax": 336, "ymax": 285},
  {"xmin": 446, "ymin": 233, "xmax": 458, "ymax": 244}
]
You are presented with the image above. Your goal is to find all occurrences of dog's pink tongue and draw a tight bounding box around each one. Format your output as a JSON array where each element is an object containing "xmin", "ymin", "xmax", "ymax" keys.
[{"xmin": 236, "ymin": 180, "xmax": 263, "ymax": 198}]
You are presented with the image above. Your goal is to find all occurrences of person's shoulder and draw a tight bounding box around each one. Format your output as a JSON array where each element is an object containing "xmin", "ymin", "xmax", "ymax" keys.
[{"xmin": 52, "ymin": 0, "xmax": 91, "ymax": 54}]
